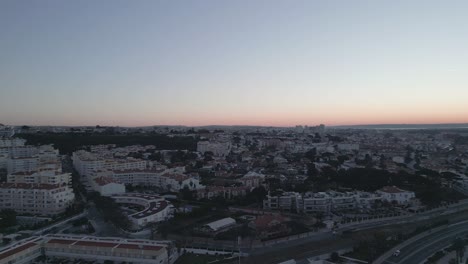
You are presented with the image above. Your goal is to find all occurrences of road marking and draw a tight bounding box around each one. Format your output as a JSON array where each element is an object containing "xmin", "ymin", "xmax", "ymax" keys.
[{"xmin": 398, "ymin": 227, "xmax": 468, "ymax": 264}]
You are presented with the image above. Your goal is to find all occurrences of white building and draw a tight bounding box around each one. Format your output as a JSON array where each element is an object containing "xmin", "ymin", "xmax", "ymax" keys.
[
  {"xmin": 72, "ymin": 150, "xmax": 148, "ymax": 177},
  {"xmin": 0, "ymin": 183, "xmax": 75, "ymax": 216},
  {"xmin": 0, "ymin": 235, "xmax": 178, "ymax": 264},
  {"xmin": 91, "ymin": 176, "xmax": 126, "ymax": 196},
  {"xmin": 7, "ymin": 156, "xmax": 39, "ymax": 174},
  {"xmin": 99, "ymin": 169, "xmax": 204, "ymax": 192},
  {"xmin": 7, "ymin": 171, "xmax": 71, "ymax": 185},
  {"xmin": 111, "ymin": 194, "xmax": 174, "ymax": 228},
  {"xmin": 264, "ymin": 191, "xmax": 386, "ymax": 214},
  {"xmin": 197, "ymin": 141, "xmax": 231, "ymax": 157},
  {"xmin": 452, "ymin": 177, "xmax": 468, "ymax": 196},
  {"xmin": 202, "ymin": 217, "xmax": 236, "ymax": 232},
  {"xmin": 0, "ymin": 125, "xmax": 15, "ymax": 138},
  {"xmin": 377, "ymin": 186, "xmax": 415, "ymax": 204},
  {"xmin": 0, "ymin": 138, "xmax": 25, "ymax": 148}
]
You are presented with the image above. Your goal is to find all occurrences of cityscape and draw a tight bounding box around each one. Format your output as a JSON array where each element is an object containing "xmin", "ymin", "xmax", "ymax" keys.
[{"xmin": 2, "ymin": 1, "xmax": 468, "ymax": 264}]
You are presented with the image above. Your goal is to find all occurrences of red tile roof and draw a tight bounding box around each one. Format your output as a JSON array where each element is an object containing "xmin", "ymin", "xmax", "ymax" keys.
[
  {"xmin": 74, "ymin": 241, "xmax": 119, "ymax": 247},
  {"xmin": 0, "ymin": 242, "xmax": 38, "ymax": 260},
  {"xmin": 94, "ymin": 176, "xmax": 120, "ymax": 186},
  {"xmin": 47, "ymin": 239, "xmax": 76, "ymax": 245}
]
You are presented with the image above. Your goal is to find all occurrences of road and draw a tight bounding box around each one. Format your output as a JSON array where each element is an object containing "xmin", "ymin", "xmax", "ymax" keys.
[{"xmin": 378, "ymin": 220, "xmax": 468, "ymax": 264}]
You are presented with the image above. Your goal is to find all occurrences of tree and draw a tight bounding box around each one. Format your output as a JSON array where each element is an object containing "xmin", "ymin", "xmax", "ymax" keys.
[
  {"xmin": 453, "ymin": 237, "xmax": 465, "ymax": 263},
  {"xmin": 330, "ymin": 252, "xmax": 339, "ymax": 262},
  {"xmin": 0, "ymin": 209, "xmax": 17, "ymax": 228},
  {"xmin": 307, "ymin": 163, "xmax": 318, "ymax": 177},
  {"xmin": 305, "ymin": 148, "xmax": 317, "ymax": 161},
  {"xmin": 180, "ymin": 186, "xmax": 194, "ymax": 200},
  {"xmin": 247, "ymin": 186, "xmax": 267, "ymax": 203},
  {"xmin": 92, "ymin": 194, "xmax": 130, "ymax": 230}
]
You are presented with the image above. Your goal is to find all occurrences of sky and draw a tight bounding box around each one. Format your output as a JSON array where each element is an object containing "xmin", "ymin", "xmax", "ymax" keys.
[{"xmin": 1, "ymin": 0, "xmax": 467, "ymax": 127}]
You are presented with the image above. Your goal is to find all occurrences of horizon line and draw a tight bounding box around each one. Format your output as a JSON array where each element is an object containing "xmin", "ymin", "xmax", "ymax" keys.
[{"xmin": 4, "ymin": 121, "xmax": 468, "ymax": 129}]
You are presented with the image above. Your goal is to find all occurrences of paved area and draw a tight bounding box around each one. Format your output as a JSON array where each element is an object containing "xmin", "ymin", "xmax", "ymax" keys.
[{"xmin": 379, "ymin": 221, "xmax": 468, "ymax": 264}]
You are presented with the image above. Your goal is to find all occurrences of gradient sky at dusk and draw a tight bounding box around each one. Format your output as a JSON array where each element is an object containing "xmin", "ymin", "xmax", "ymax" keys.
[{"xmin": 1, "ymin": 0, "xmax": 467, "ymax": 127}]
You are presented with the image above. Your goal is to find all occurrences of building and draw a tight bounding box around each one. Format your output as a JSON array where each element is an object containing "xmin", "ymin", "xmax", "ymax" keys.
[
  {"xmin": 0, "ymin": 125, "xmax": 15, "ymax": 138},
  {"xmin": 7, "ymin": 157, "xmax": 39, "ymax": 174},
  {"xmin": 0, "ymin": 235, "xmax": 179, "ymax": 264},
  {"xmin": 7, "ymin": 171, "xmax": 71, "ymax": 185},
  {"xmin": 197, "ymin": 141, "xmax": 232, "ymax": 157},
  {"xmin": 0, "ymin": 237, "xmax": 43, "ymax": 264},
  {"xmin": 97, "ymin": 169, "xmax": 204, "ymax": 192},
  {"xmin": 0, "ymin": 183, "xmax": 75, "ymax": 216},
  {"xmin": 377, "ymin": 186, "xmax": 415, "ymax": 204},
  {"xmin": 91, "ymin": 176, "xmax": 126, "ymax": 196},
  {"xmin": 263, "ymin": 192, "xmax": 303, "ymax": 212},
  {"xmin": 237, "ymin": 175, "xmax": 262, "ymax": 188},
  {"xmin": 452, "ymin": 177, "xmax": 468, "ymax": 195},
  {"xmin": 264, "ymin": 191, "xmax": 386, "ymax": 214},
  {"xmin": 72, "ymin": 150, "xmax": 148, "ymax": 177},
  {"xmin": 111, "ymin": 194, "xmax": 174, "ymax": 228},
  {"xmin": 0, "ymin": 138, "xmax": 25, "ymax": 148},
  {"xmin": 197, "ymin": 186, "xmax": 250, "ymax": 200},
  {"xmin": 201, "ymin": 217, "xmax": 236, "ymax": 233}
]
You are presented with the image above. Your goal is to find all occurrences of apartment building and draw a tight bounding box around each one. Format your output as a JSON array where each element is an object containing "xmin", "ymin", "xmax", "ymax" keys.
[
  {"xmin": 377, "ymin": 186, "xmax": 416, "ymax": 204},
  {"xmin": 0, "ymin": 235, "xmax": 178, "ymax": 264},
  {"xmin": 6, "ymin": 156, "xmax": 39, "ymax": 174},
  {"xmin": 197, "ymin": 186, "xmax": 250, "ymax": 200},
  {"xmin": 7, "ymin": 170, "xmax": 71, "ymax": 185},
  {"xmin": 0, "ymin": 138, "xmax": 25, "ymax": 148},
  {"xmin": 264, "ymin": 190, "xmax": 386, "ymax": 214},
  {"xmin": 0, "ymin": 183, "xmax": 75, "ymax": 216},
  {"xmin": 111, "ymin": 194, "xmax": 174, "ymax": 228},
  {"xmin": 72, "ymin": 150, "xmax": 147, "ymax": 177},
  {"xmin": 197, "ymin": 141, "xmax": 232, "ymax": 157},
  {"xmin": 91, "ymin": 176, "xmax": 126, "ymax": 196},
  {"xmin": 263, "ymin": 192, "xmax": 303, "ymax": 212},
  {"xmin": 96, "ymin": 169, "xmax": 204, "ymax": 192}
]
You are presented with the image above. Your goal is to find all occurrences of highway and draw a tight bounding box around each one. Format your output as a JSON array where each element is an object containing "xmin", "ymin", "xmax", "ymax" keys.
[{"xmin": 378, "ymin": 220, "xmax": 468, "ymax": 264}]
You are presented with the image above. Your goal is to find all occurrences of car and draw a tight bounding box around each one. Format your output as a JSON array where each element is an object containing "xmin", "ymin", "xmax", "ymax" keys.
[{"xmin": 393, "ymin": 250, "xmax": 401, "ymax": 257}]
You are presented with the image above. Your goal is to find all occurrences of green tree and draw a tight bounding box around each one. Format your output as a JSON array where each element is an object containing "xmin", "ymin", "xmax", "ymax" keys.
[
  {"xmin": 0, "ymin": 209, "xmax": 17, "ymax": 228},
  {"xmin": 330, "ymin": 252, "xmax": 339, "ymax": 262},
  {"xmin": 453, "ymin": 237, "xmax": 465, "ymax": 263}
]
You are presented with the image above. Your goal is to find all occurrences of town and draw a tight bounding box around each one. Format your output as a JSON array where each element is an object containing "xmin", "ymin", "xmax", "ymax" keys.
[{"xmin": 1, "ymin": 123, "xmax": 468, "ymax": 264}]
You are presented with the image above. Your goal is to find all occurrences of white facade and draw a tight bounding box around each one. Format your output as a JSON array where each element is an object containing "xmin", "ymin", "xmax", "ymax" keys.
[
  {"xmin": 203, "ymin": 217, "xmax": 236, "ymax": 232},
  {"xmin": 91, "ymin": 176, "xmax": 126, "ymax": 196},
  {"xmin": 0, "ymin": 183, "xmax": 75, "ymax": 216},
  {"xmin": 264, "ymin": 191, "xmax": 385, "ymax": 214},
  {"xmin": 7, "ymin": 157, "xmax": 39, "ymax": 174},
  {"xmin": 72, "ymin": 150, "xmax": 147, "ymax": 177},
  {"xmin": 0, "ymin": 235, "xmax": 178, "ymax": 264},
  {"xmin": 452, "ymin": 177, "xmax": 468, "ymax": 196},
  {"xmin": 197, "ymin": 141, "xmax": 231, "ymax": 157},
  {"xmin": 7, "ymin": 171, "xmax": 71, "ymax": 185},
  {"xmin": 377, "ymin": 186, "xmax": 415, "ymax": 204},
  {"xmin": 111, "ymin": 194, "xmax": 174, "ymax": 228},
  {"xmin": 0, "ymin": 138, "xmax": 26, "ymax": 147},
  {"xmin": 101, "ymin": 169, "xmax": 204, "ymax": 192}
]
